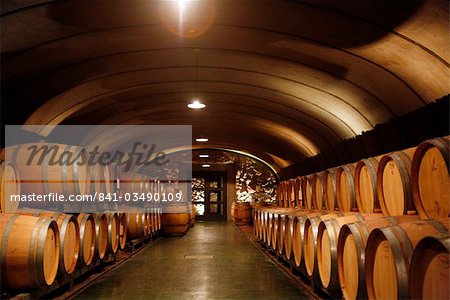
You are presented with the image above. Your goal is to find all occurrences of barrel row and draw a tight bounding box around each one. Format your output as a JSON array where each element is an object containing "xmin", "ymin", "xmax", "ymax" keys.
[
  {"xmin": 0, "ymin": 142, "xmax": 172, "ymax": 213},
  {"xmin": 253, "ymin": 206, "xmax": 449, "ymax": 299},
  {"xmin": 276, "ymin": 136, "xmax": 449, "ymax": 220},
  {"xmin": 0, "ymin": 208, "xmax": 162, "ymax": 291}
]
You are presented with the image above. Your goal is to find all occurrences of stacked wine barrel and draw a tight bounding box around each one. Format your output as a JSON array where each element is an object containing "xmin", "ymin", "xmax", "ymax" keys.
[
  {"xmin": 254, "ymin": 137, "xmax": 449, "ymax": 300},
  {"xmin": 0, "ymin": 142, "xmax": 165, "ymax": 294}
]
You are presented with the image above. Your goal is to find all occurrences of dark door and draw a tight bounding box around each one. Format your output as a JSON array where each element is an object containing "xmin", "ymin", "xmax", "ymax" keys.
[{"xmin": 192, "ymin": 172, "xmax": 227, "ymax": 221}]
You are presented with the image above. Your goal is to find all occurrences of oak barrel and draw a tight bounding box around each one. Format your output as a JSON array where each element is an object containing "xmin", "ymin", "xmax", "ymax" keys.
[
  {"xmin": 312, "ymin": 172, "xmax": 325, "ymax": 210},
  {"xmin": 0, "ymin": 214, "xmax": 60, "ymax": 290},
  {"xmin": 5, "ymin": 143, "xmax": 90, "ymax": 197},
  {"xmin": 94, "ymin": 213, "xmax": 108, "ymax": 260},
  {"xmin": 365, "ymin": 218, "xmax": 449, "ymax": 299},
  {"xmin": 337, "ymin": 215, "xmax": 420, "ymax": 300},
  {"xmin": 336, "ymin": 164, "xmax": 357, "ymax": 212},
  {"xmin": 77, "ymin": 213, "xmax": 96, "ymax": 267},
  {"xmin": 294, "ymin": 176, "xmax": 303, "ymax": 207},
  {"xmin": 302, "ymin": 175, "xmax": 314, "ymax": 209},
  {"xmin": 90, "ymin": 163, "xmax": 104, "ymax": 194},
  {"xmin": 34, "ymin": 212, "xmax": 79, "ymax": 275},
  {"xmin": 161, "ymin": 203, "xmax": 191, "ymax": 236},
  {"xmin": 106, "ymin": 212, "xmax": 120, "ymax": 255},
  {"xmin": 409, "ymin": 235, "xmax": 449, "ymax": 300},
  {"xmin": 0, "ymin": 160, "xmax": 21, "ymax": 213},
  {"xmin": 292, "ymin": 210, "xmax": 327, "ymax": 269},
  {"xmin": 323, "ymin": 168, "xmax": 337, "ymax": 210},
  {"xmin": 354, "ymin": 158, "xmax": 380, "ymax": 213},
  {"xmin": 231, "ymin": 202, "xmax": 252, "ymax": 226},
  {"xmin": 127, "ymin": 212, "xmax": 146, "ymax": 239},
  {"xmin": 118, "ymin": 212, "xmax": 127, "ymax": 250},
  {"xmin": 411, "ymin": 137, "xmax": 449, "ymax": 219},
  {"xmin": 316, "ymin": 213, "xmax": 382, "ymax": 292},
  {"xmin": 377, "ymin": 147, "xmax": 416, "ymax": 216},
  {"xmin": 303, "ymin": 212, "xmax": 358, "ymax": 278}
]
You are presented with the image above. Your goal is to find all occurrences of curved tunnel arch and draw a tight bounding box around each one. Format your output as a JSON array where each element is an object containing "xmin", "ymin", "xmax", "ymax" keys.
[{"xmin": 1, "ymin": 0, "xmax": 448, "ymax": 173}]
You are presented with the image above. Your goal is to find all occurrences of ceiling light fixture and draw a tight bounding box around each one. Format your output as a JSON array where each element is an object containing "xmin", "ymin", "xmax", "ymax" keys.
[
  {"xmin": 195, "ymin": 137, "xmax": 208, "ymax": 142},
  {"xmin": 202, "ymin": 164, "xmax": 211, "ymax": 168},
  {"xmin": 199, "ymin": 154, "xmax": 209, "ymax": 158},
  {"xmin": 187, "ymin": 100, "xmax": 206, "ymax": 109}
]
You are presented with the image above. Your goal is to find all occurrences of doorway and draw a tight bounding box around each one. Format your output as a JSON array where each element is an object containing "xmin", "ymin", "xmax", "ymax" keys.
[{"xmin": 192, "ymin": 172, "xmax": 227, "ymax": 221}]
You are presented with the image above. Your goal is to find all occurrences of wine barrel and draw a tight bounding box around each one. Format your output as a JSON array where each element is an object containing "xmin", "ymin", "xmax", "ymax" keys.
[
  {"xmin": 316, "ymin": 213, "xmax": 383, "ymax": 292},
  {"xmin": 5, "ymin": 143, "xmax": 90, "ymax": 197},
  {"xmin": 292, "ymin": 210, "xmax": 327, "ymax": 270},
  {"xmin": 294, "ymin": 176, "xmax": 303, "ymax": 207},
  {"xmin": 77, "ymin": 213, "xmax": 96, "ymax": 267},
  {"xmin": 127, "ymin": 212, "xmax": 146, "ymax": 239},
  {"xmin": 0, "ymin": 214, "xmax": 60, "ymax": 290},
  {"xmin": 278, "ymin": 213, "xmax": 290, "ymax": 255},
  {"xmin": 120, "ymin": 172, "xmax": 147, "ymax": 197},
  {"xmin": 118, "ymin": 212, "xmax": 127, "ymax": 250},
  {"xmin": 302, "ymin": 175, "xmax": 314, "ymax": 209},
  {"xmin": 312, "ymin": 172, "xmax": 325, "ymax": 210},
  {"xmin": 94, "ymin": 213, "xmax": 108, "ymax": 260},
  {"xmin": 337, "ymin": 215, "xmax": 420, "ymax": 300},
  {"xmin": 272, "ymin": 211, "xmax": 289, "ymax": 252},
  {"xmin": 253, "ymin": 208, "xmax": 260, "ymax": 239},
  {"xmin": 336, "ymin": 164, "xmax": 357, "ymax": 212},
  {"xmin": 157, "ymin": 207, "xmax": 162, "ymax": 231},
  {"xmin": 261, "ymin": 210, "xmax": 268, "ymax": 244},
  {"xmin": 377, "ymin": 147, "xmax": 416, "ymax": 216},
  {"xmin": 103, "ymin": 164, "xmax": 116, "ymax": 195},
  {"xmin": 354, "ymin": 158, "xmax": 381, "ymax": 213},
  {"xmin": 287, "ymin": 179, "xmax": 296, "ymax": 208},
  {"xmin": 143, "ymin": 209, "xmax": 151, "ymax": 236},
  {"xmin": 409, "ymin": 235, "xmax": 449, "ymax": 300},
  {"xmin": 365, "ymin": 218, "xmax": 449, "ymax": 300},
  {"xmin": 411, "ymin": 138, "xmax": 449, "ymax": 219},
  {"xmin": 276, "ymin": 182, "xmax": 285, "ymax": 207},
  {"xmin": 283, "ymin": 213, "xmax": 297, "ymax": 260},
  {"xmin": 0, "ymin": 160, "xmax": 21, "ymax": 213},
  {"xmin": 90, "ymin": 163, "xmax": 104, "ymax": 194},
  {"xmin": 106, "ymin": 212, "xmax": 120, "ymax": 255},
  {"xmin": 161, "ymin": 203, "xmax": 191, "ymax": 236},
  {"xmin": 323, "ymin": 168, "xmax": 337, "ymax": 210},
  {"xmin": 303, "ymin": 212, "xmax": 354, "ymax": 278},
  {"xmin": 34, "ymin": 212, "xmax": 79, "ymax": 275},
  {"xmin": 231, "ymin": 202, "xmax": 252, "ymax": 226}
]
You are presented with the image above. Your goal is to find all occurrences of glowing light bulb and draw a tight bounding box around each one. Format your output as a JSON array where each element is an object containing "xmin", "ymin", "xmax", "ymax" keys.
[
  {"xmin": 187, "ymin": 100, "xmax": 206, "ymax": 109},
  {"xmin": 195, "ymin": 137, "xmax": 208, "ymax": 142}
]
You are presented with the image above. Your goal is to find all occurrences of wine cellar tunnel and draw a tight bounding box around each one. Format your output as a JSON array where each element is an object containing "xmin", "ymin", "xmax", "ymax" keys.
[{"xmin": 0, "ymin": 0, "xmax": 449, "ymax": 299}]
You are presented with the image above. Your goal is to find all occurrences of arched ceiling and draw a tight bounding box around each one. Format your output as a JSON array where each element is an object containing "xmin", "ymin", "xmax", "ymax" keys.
[{"xmin": 1, "ymin": 0, "xmax": 448, "ymax": 173}]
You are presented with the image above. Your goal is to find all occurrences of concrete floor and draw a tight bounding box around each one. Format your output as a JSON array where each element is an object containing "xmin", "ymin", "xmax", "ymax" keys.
[{"xmin": 75, "ymin": 222, "xmax": 309, "ymax": 300}]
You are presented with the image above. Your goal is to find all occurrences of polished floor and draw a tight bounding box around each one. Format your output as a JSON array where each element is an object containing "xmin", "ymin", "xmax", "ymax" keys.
[{"xmin": 75, "ymin": 222, "xmax": 309, "ymax": 300}]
